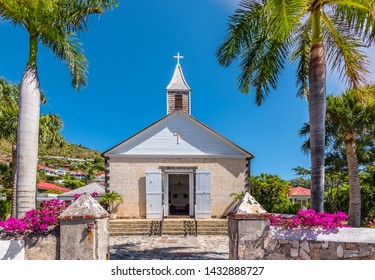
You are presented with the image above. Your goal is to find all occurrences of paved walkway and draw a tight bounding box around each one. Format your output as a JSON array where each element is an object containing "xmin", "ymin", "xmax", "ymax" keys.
[{"xmin": 110, "ymin": 235, "xmax": 229, "ymax": 260}]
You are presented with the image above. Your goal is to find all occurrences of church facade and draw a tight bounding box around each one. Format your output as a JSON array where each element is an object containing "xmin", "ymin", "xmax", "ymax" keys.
[{"xmin": 103, "ymin": 57, "xmax": 254, "ymax": 219}]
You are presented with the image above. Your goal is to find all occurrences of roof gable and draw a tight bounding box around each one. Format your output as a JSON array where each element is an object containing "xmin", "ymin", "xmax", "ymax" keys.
[{"xmin": 104, "ymin": 111, "xmax": 253, "ymax": 158}]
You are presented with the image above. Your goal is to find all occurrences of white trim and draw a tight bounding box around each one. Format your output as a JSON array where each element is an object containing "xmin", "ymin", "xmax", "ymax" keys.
[
  {"xmin": 166, "ymin": 91, "xmax": 169, "ymax": 115},
  {"xmin": 163, "ymin": 171, "xmax": 194, "ymax": 217},
  {"xmin": 162, "ymin": 169, "xmax": 194, "ymax": 173},
  {"xmin": 163, "ymin": 173, "xmax": 169, "ymax": 216},
  {"xmin": 189, "ymin": 91, "xmax": 191, "ymax": 115},
  {"xmin": 189, "ymin": 173, "xmax": 194, "ymax": 216},
  {"xmin": 106, "ymin": 154, "xmax": 248, "ymax": 159}
]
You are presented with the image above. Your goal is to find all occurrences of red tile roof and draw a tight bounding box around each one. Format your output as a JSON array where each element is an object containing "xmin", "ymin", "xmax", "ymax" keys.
[
  {"xmin": 289, "ymin": 186, "xmax": 311, "ymax": 197},
  {"xmin": 37, "ymin": 182, "xmax": 70, "ymax": 193}
]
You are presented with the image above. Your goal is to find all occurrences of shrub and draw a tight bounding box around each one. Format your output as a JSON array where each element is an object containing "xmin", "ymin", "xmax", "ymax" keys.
[
  {"xmin": 269, "ymin": 209, "xmax": 348, "ymax": 229},
  {"xmin": 99, "ymin": 191, "xmax": 123, "ymax": 213},
  {"xmin": 0, "ymin": 199, "xmax": 67, "ymax": 234},
  {"xmin": 0, "ymin": 200, "xmax": 11, "ymax": 220},
  {"xmin": 250, "ymin": 174, "xmax": 292, "ymax": 212},
  {"xmin": 73, "ymin": 192, "xmax": 99, "ymax": 201},
  {"xmin": 272, "ymin": 202, "xmax": 302, "ymax": 215}
]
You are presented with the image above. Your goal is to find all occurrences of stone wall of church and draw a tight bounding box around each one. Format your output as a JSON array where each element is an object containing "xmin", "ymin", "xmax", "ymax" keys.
[{"xmin": 106, "ymin": 157, "xmax": 248, "ymax": 218}]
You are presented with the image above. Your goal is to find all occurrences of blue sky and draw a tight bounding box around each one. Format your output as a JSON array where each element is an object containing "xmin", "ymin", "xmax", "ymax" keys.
[{"xmin": 0, "ymin": 0, "xmax": 374, "ymax": 180}]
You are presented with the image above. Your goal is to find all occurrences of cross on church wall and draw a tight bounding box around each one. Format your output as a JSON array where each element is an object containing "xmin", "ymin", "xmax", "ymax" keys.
[{"xmin": 173, "ymin": 129, "xmax": 182, "ymax": 145}]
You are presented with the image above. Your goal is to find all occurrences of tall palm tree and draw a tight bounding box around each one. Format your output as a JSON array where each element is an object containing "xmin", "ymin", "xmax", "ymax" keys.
[
  {"xmin": 216, "ymin": 0, "xmax": 375, "ymax": 212},
  {"xmin": 0, "ymin": 0, "xmax": 118, "ymax": 218},
  {"xmin": 326, "ymin": 86, "xmax": 375, "ymax": 227},
  {"xmin": 300, "ymin": 85, "xmax": 375, "ymax": 226},
  {"xmin": 0, "ymin": 78, "xmax": 65, "ymax": 217}
]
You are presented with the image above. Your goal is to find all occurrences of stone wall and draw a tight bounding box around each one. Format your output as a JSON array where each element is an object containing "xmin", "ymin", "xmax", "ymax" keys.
[
  {"xmin": 266, "ymin": 239, "xmax": 375, "ymax": 260},
  {"xmin": 266, "ymin": 227, "xmax": 375, "ymax": 260},
  {"xmin": 107, "ymin": 157, "xmax": 247, "ymax": 218},
  {"xmin": 229, "ymin": 215, "xmax": 375, "ymax": 260},
  {"xmin": 25, "ymin": 234, "xmax": 59, "ymax": 260}
]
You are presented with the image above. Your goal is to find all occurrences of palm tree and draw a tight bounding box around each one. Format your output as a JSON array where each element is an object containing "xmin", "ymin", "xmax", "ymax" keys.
[
  {"xmin": 300, "ymin": 85, "xmax": 375, "ymax": 226},
  {"xmin": 0, "ymin": 78, "xmax": 65, "ymax": 217},
  {"xmin": 326, "ymin": 86, "xmax": 375, "ymax": 227},
  {"xmin": 216, "ymin": 0, "xmax": 375, "ymax": 212},
  {"xmin": 0, "ymin": 0, "xmax": 118, "ymax": 218}
]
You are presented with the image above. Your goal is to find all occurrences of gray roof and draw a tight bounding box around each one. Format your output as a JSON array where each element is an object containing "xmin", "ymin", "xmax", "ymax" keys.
[
  {"xmin": 59, "ymin": 182, "xmax": 105, "ymax": 197},
  {"xmin": 59, "ymin": 195, "xmax": 108, "ymax": 219},
  {"xmin": 166, "ymin": 64, "xmax": 191, "ymax": 91}
]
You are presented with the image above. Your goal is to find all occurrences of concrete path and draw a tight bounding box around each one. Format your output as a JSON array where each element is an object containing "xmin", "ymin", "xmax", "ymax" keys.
[{"xmin": 110, "ymin": 235, "xmax": 229, "ymax": 260}]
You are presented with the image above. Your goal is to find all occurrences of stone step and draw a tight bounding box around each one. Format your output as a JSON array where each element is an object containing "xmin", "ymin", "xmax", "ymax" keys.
[{"xmin": 109, "ymin": 219, "xmax": 228, "ymax": 236}]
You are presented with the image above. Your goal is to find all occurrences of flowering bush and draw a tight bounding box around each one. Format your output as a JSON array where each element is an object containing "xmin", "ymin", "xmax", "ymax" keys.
[
  {"xmin": 73, "ymin": 192, "xmax": 100, "ymax": 201},
  {"xmin": 269, "ymin": 209, "xmax": 348, "ymax": 229},
  {"xmin": 368, "ymin": 219, "xmax": 375, "ymax": 228},
  {"xmin": 0, "ymin": 199, "xmax": 67, "ymax": 234}
]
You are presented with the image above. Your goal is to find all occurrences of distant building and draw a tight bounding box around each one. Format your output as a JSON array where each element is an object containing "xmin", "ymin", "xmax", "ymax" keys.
[
  {"xmin": 37, "ymin": 181, "xmax": 70, "ymax": 193},
  {"xmin": 288, "ymin": 186, "xmax": 311, "ymax": 208},
  {"xmin": 38, "ymin": 165, "xmax": 59, "ymax": 177},
  {"xmin": 93, "ymin": 172, "xmax": 105, "ymax": 182},
  {"xmin": 70, "ymin": 170, "xmax": 86, "ymax": 180}
]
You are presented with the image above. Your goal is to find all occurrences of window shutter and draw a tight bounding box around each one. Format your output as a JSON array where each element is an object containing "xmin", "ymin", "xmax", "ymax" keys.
[
  {"xmin": 145, "ymin": 170, "xmax": 163, "ymax": 219},
  {"xmin": 195, "ymin": 170, "xmax": 211, "ymax": 218}
]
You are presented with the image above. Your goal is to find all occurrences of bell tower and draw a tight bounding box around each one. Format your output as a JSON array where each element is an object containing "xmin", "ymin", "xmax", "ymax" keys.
[{"xmin": 166, "ymin": 53, "xmax": 191, "ymax": 115}]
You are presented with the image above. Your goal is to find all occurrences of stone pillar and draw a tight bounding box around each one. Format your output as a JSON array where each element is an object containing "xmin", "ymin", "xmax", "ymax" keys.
[
  {"xmin": 58, "ymin": 195, "xmax": 109, "ymax": 260},
  {"xmin": 228, "ymin": 192, "xmax": 271, "ymax": 260},
  {"xmin": 228, "ymin": 213, "xmax": 271, "ymax": 260}
]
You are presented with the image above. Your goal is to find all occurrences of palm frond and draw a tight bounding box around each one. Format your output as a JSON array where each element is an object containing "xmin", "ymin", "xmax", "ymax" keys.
[
  {"xmin": 0, "ymin": 0, "xmax": 29, "ymax": 28},
  {"xmin": 216, "ymin": 0, "xmax": 265, "ymax": 67},
  {"xmin": 290, "ymin": 18, "xmax": 311, "ymax": 98},
  {"xmin": 217, "ymin": 0, "xmax": 292, "ymax": 105},
  {"xmin": 332, "ymin": 0, "xmax": 375, "ymax": 45},
  {"xmin": 264, "ymin": 0, "xmax": 308, "ymax": 41},
  {"xmin": 244, "ymin": 38, "xmax": 291, "ymax": 105},
  {"xmin": 40, "ymin": 30, "xmax": 88, "ymax": 90},
  {"xmin": 322, "ymin": 11, "xmax": 369, "ymax": 88},
  {"xmin": 58, "ymin": 0, "xmax": 119, "ymax": 33}
]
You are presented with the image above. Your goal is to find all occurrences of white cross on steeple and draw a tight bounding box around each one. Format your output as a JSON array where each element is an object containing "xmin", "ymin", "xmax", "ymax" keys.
[{"xmin": 173, "ymin": 52, "xmax": 184, "ymax": 65}]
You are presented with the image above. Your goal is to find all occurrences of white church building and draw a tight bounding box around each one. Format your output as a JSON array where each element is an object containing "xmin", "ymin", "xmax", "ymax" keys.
[{"xmin": 103, "ymin": 55, "xmax": 254, "ymax": 219}]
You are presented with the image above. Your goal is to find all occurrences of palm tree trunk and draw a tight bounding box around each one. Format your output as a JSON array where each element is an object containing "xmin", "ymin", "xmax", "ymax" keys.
[
  {"xmin": 344, "ymin": 135, "xmax": 361, "ymax": 227},
  {"xmin": 11, "ymin": 143, "xmax": 17, "ymax": 217},
  {"xmin": 308, "ymin": 8, "xmax": 326, "ymax": 212},
  {"xmin": 16, "ymin": 35, "xmax": 41, "ymax": 218}
]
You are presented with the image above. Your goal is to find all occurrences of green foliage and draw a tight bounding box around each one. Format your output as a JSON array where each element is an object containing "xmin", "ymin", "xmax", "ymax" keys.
[
  {"xmin": 39, "ymin": 143, "xmax": 103, "ymax": 159},
  {"xmin": 272, "ymin": 202, "xmax": 302, "ymax": 215},
  {"xmin": 0, "ymin": 199, "xmax": 11, "ymax": 220},
  {"xmin": 250, "ymin": 174, "xmax": 292, "ymax": 213},
  {"xmin": 100, "ymin": 191, "xmax": 123, "ymax": 213},
  {"xmin": 324, "ymin": 183, "xmax": 375, "ymax": 223},
  {"xmin": 216, "ymin": 0, "xmax": 374, "ymax": 103},
  {"xmin": 230, "ymin": 191, "xmax": 246, "ymax": 200},
  {"xmin": 0, "ymin": 162, "xmax": 11, "ymax": 192},
  {"xmin": 63, "ymin": 179, "xmax": 85, "ymax": 190}
]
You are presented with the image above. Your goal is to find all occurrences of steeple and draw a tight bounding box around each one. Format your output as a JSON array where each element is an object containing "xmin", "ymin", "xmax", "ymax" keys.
[{"xmin": 166, "ymin": 53, "xmax": 191, "ymax": 115}]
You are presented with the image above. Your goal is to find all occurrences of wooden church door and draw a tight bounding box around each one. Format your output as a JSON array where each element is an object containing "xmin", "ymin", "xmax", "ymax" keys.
[
  {"xmin": 195, "ymin": 170, "xmax": 211, "ymax": 218},
  {"xmin": 145, "ymin": 170, "xmax": 163, "ymax": 219}
]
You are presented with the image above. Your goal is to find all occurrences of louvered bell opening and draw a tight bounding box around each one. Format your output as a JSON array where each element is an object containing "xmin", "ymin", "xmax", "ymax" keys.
[{"xmin": 175, "ymin": 94, "xmax": 183, "ymax": 110}]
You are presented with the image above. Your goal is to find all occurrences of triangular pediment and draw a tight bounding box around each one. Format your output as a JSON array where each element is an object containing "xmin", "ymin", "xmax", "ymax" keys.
[{"xmin": 104, "ymin": 111, "xmax": 252, "ymax": 158}]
